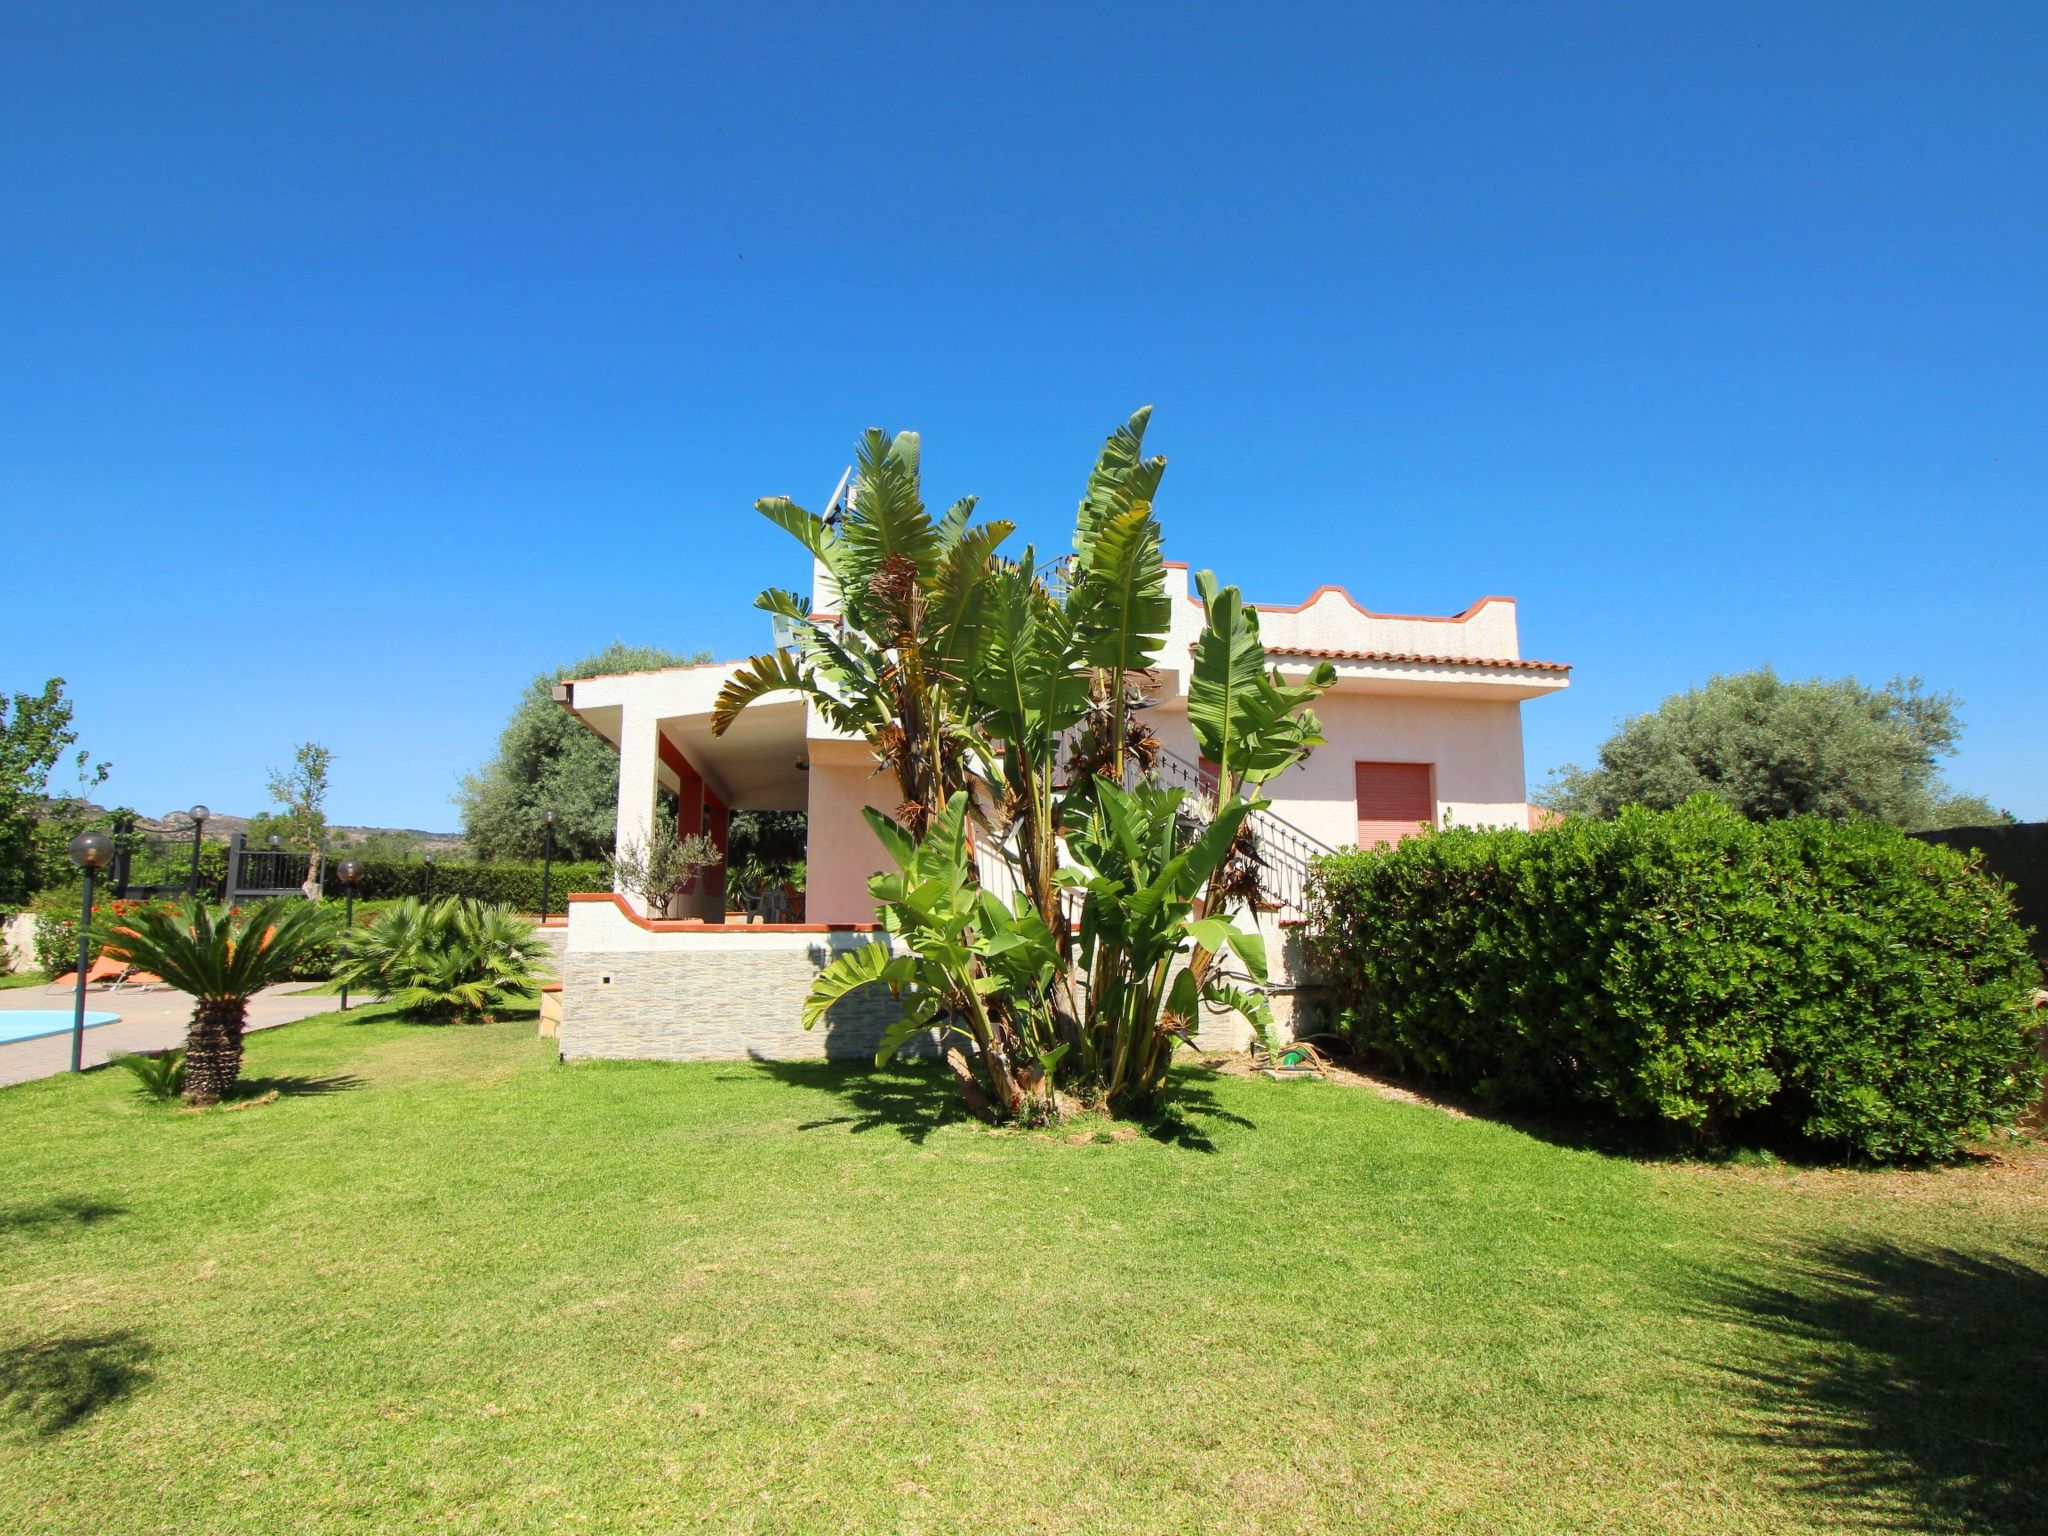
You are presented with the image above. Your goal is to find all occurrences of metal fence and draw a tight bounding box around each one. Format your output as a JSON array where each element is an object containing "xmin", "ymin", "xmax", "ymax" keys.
[
  {"xmin": 109, "ymin": 815, "xmax": 205, "ymax": 899},
  {"xmin": 225, "ymin": 832, "xmax": 321, "ymax": 903}
]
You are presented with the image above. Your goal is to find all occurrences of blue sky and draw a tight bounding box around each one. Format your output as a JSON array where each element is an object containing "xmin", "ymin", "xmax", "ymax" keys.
[{"xmin": 4, "ymin": 2, "xmax": 2043, "ymax": 830}]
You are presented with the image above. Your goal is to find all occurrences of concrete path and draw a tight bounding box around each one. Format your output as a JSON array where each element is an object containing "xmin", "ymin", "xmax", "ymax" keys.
[{"xmin": 0, "ymin": 984, "xmax": 341, "ymax": 1088}]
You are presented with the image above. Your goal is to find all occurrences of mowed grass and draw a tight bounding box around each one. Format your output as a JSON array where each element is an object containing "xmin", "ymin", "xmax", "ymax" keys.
[{"xmin": 2, "ymin": 1010, "xmax": 2045, "ymax": 1535}]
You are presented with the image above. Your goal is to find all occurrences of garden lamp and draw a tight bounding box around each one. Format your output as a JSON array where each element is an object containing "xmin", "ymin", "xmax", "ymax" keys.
[
  {"xmin": 67, "ymin": 831, "xmax": 117, "ymax": 1074},
  {"xmin": 422, "ymin": 854, "xmax": 435, "ymax": 900},
  {"xmin": 187, "ymin": 804, "xmax": 209, "ymax": 898},
  {"xmin": 335, "ymin": 859, "xmax": 364, "ymax": 1011},
  {"xmin": 541, "ymin": 809, "xmax": 557, "ymax": 921}
]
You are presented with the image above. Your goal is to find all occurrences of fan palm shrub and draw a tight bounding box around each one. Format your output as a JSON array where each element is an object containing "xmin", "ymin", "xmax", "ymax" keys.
[
  {"xmin": 109, "ymin": 1048, "xmax": 186, "ymax": 1103},
  {"xmin": 334, "ymin": 898, "xmax": 551, "ymax": 1022},
  {"xmin": 715, "ymin": 409, "xmax": 1334, "ymax": 1119},
  {"xmin": 92, "ymin": 898, "xmax": 337, "ymax": 1106}
]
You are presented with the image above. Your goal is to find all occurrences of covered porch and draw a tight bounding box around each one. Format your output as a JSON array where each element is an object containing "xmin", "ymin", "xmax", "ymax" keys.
[{"xmin": 553, "ymin": 662, "xmax": 896, "ymax": 926}]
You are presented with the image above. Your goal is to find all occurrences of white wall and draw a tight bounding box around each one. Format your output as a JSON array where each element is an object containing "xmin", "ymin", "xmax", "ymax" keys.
[
  {"xmin": 804, "ymin": 747, "xmax": 899, "ymax": 925},
  {"xmin": 1261, "ymin": 692, "xmax": 1529, "ymax": 848}
]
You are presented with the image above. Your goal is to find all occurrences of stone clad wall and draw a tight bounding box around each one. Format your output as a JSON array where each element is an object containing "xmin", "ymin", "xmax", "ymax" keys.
[
  {"xmin": 559, "ymin": 898, "xmax": 904, "ymax": 1062},
  {"xmin": 559, "ymin": 940, "xmax": 904, "ymax": 1062},
  {"xmin": 558, "ymin": 895, "xmax": 1318, "ymax": 1065}
]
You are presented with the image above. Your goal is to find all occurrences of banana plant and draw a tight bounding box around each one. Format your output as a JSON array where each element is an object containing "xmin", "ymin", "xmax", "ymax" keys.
[
  {"xmin": 713, "ymin": 428, "xmax": 1010, "ymax": 837},
  {"xmin": 1187, "ymin": 570, "xmax": 1336, "ymax": 805},
  {"xmin": 722, "ymin": 409, "xmax": 1332, "ymax": 1121},
  {"xmin": 1178, "ymin": 568, "xmax": 1336, "ymax": 993},
  {"xmin": 1062, "ymin": 779, "xmax": 1278, "ymax": 1106},
  {"xmin": 801, "ymin": 791, "xmax": 1066, "ymax": 1119}
]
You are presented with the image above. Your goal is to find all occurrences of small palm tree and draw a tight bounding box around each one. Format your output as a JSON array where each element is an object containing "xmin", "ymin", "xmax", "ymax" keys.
[
  {"xmin": 94, "ymin": 899, "xmax": 337, "ymax": 1106},
  {"xmin": 335, "ymin": 898, "xmax": 550, "ymax": 1023}
]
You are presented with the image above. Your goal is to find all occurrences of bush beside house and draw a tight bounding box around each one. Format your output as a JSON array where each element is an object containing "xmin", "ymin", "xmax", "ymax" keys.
[
  {"xmin": 1306, "ymin": 797, "xmax": 2043, "ymax": 1162},
  {"xmin": 1911, "ymin": 822, "xmax": 2048, "ymax": 963}
]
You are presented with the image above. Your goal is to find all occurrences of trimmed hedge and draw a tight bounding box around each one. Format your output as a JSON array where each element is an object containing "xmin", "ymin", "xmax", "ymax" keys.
[
  {"xmin": 322, "ymin": 859, "xmax": 606, "ymax": 910},
  {"xmin": 1912, "ymin": 823, "xmax": 2047, "ymax": 963},
  {"xmin": 1305, "ymin": 797, "xmax": 2043, "ymax": 1163}
]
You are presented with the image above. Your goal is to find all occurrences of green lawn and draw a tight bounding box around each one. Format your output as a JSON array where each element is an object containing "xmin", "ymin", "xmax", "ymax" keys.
[
  {"xmin": 0, "ymin": 972, "xmax": 50, "ymax": 990},
  {"xmin": 3, "ymin": 1010, "xmax": 2044, "ymax": 1535}
]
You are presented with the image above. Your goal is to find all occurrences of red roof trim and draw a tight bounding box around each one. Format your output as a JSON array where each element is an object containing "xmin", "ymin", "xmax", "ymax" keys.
[
  {"xmin": 565, "ymin": 891, "xmax": 881, "ymax": 934},
  {"xmin": 1274, "ymin": 647, "xmax": 1570, "ymax": 673}
]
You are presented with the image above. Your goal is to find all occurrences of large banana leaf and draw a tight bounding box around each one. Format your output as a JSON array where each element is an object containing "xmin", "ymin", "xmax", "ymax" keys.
[
  {"xmin": 970, "ymin": 562, "xmax": 1090, "ymax": 744},
  {"xmin": 1072, "ymin": 503, "xmax": 1171, "ymax": 677},
  {"xmin": 755, "ymin": 496, "xmax": 837, "ymax": 566},
  {"xmin": 834, "ymin": 428, "xmax": 940, "ymax": 589},
  {"xmin": 712, "ymin": 649, "xmax": 849, "ymax": 736},
  {"xmin": 1073, "ymin": 406, "xmax": 1165, "ymax": 563},
  {"xmin": 800, "ymin": 941, "xmax": 914, "ymax": 1031},
  {"xmin": 1187, "ymin": 569, "xmax": 1336, "ymax": 787},
  {"xmin": 925, "ymin": 518, "xmax": 1014, "ymax": 679}
]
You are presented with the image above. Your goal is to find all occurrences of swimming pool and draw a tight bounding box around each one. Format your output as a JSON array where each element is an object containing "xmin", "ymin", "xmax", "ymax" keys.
[{"xmin": 0, "ymin": 1010, "xmax": 122, "ymax": 1045}]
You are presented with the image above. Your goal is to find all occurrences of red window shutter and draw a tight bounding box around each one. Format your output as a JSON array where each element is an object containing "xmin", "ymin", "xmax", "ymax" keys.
[{"xmin": 1355, "ymin": 762, "xmax": 1434, "ymax": 848}]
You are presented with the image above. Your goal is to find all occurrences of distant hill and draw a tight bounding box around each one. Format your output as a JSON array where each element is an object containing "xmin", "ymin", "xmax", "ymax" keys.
[{"xmin": 56, "ymin": 802, "xmax": 468, "ymax": 856}]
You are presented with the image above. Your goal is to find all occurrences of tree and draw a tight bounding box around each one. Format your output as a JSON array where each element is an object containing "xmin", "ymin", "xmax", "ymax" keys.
[
  {"xmin": 0, "ymin": 678, "xmax": 110, "ymax": 906},
  {"xmin": 603, "ymin": 821, "xmax": 718, "ymax": 917},
  {"xmin": 1539, "ymin": 667, "xmax": 2012, "ymax": 830},
  {"xmin": 458, "ymin": 643, "xmax": 711, "ymax": 862},
  {"xmin": 716, "ymin": 411, "xmax": 1332, "ymax": 1120},
  {"xmin": 94, "ymin": 898, "xmax": 336, "ymax": 1105},
  {"xmin": 265, "ymin": 743, "xmax": 332, "ymax": 898},
  {"xmin": 329, "ymin": 827, "xmax": 430, "ymax": 861}
]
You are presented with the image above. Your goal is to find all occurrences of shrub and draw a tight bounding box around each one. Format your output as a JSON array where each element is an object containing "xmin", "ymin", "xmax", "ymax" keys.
[
  {"xmin": 110, "ymin": 1048, "xmax": 186, "ymax": 1102},
  {"xmin": 32, "ymin": 892, "xmax": 181, "ymax": 978},
  {"xmin": 334, "ymin": 898, "xmax": 552, "ymax": 1021},
  {"xmin": 1305, "ymin": 796, "xmax": 2042, "ymax": 1163},
  {"xmin": 322, "ymin": 858, "xmax": 606, "ymax": 909},
  {"xmin": 1912, "ymin": 822, "xmax": 2047, "ymax": 963}
]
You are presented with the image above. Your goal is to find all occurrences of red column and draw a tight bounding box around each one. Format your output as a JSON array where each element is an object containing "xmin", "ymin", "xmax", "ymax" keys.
[{"xmin": 704, "ymin": 787, "xmax": 731, "ymax": 919}]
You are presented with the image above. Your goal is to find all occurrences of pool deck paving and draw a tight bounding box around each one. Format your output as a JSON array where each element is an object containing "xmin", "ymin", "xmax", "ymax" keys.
[{"xmin": 0, "ymin": 984, "xmax": 341, "ymax": 1088}]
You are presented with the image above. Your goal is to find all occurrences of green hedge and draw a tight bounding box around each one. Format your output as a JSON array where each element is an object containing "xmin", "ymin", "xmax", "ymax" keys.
[
  {"xmin": 1912, "ymin": 823, "xmax": 2047, "ymax": 963},
  {"xmin": 321, "ymin": 859, "xmax": 606, "ymax": 910},
  {"xmin": 1305, "ymin": 797, "xmax": 2043, "ymax": 1163}
]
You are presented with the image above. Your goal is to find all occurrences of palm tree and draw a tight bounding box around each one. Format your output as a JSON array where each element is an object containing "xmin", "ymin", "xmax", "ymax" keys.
[
  {"xmin": 712, "ymin": 426, "xmax": 1011, "ymax": 838},
  {"xmin": 334, "ymin": 898, "xmax": 551, "ymax": 1022},
  {"xmin": 94, "ymin": 898, "xmax": 337, "ymax": 1106}
]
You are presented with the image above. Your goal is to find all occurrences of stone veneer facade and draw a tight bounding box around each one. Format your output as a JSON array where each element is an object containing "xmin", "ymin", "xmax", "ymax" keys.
[
  {"xmin": 558, "ymin": 896, "xmax": 906, "ymax": 1062},
  {"xmin": 558, "ymin": 894, "xmax": 1322, "ymax": 1064}
]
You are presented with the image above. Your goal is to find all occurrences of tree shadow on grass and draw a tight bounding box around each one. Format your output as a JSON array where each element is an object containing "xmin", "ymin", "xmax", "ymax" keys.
[
  {"xmin": 231, "ymin": 1073, "xmax": 365, "ymax": 1100},
  {"xmin": 1693, "ymin": 1238, "xmax": 2048, "ymax": 1534},
  {"xmin": 745, "ymin": 1058, "xmax": 966, "ymax": 1145},
  {"xmin": 0, "ymin": 1196, "xmax": 124, "ymax": 1239},
  {"xmin": 0, "ymin": 1331, "xmax": 152, "ymax": 1438},
  {"xmin": 1138, "ymin": 1080, "xmax": 1257, "ymax": 1153}
]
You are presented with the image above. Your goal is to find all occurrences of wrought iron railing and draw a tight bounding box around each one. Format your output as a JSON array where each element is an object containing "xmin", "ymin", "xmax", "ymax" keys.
[
  {"xmin": 1139, "ymin": 746, "xmax": 1335, "ymax": 919},
  {"xmin": 970, "ymin": 746, "xmax": 1334, "ymax": 923},
  {"xmin": 109, "ymin": 816, "xmax": 206, "ymax": 898}
]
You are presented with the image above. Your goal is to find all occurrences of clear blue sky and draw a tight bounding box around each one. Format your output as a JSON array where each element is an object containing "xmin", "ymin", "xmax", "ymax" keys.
[{"xmin": 4, "ymin": 2, "xmax": 2043, "ymax": 830}]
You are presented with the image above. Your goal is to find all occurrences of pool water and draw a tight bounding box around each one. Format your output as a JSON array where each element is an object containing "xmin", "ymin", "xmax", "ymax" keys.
[{"xmin": 0, "ymin": 1010, "xmax": 122, "ymax": 1045}]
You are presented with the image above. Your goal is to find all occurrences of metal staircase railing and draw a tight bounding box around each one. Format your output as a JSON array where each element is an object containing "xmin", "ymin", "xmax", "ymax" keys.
[
  {"xmin": 1139, "ymin": 746, "xmax": 1336, "ymax": 919},
  {"xmin": 971, "ymin": 746, "xmax": 1336, "ymax": 923}
]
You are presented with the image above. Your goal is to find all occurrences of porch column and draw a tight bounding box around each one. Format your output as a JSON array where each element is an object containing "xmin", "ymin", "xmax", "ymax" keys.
[
  {"xmin": 704, "ymin": 789, "xmax": 731, "ymax": 915},
  {"xmin": 614, "ymin": 709, "xmax": 661, "ymax": 915}
]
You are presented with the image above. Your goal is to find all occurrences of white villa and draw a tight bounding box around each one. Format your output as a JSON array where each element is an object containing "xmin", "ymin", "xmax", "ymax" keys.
[{"xmin": 545, "ymin": 554, "xmax": 1568, "ymax": 1061}]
